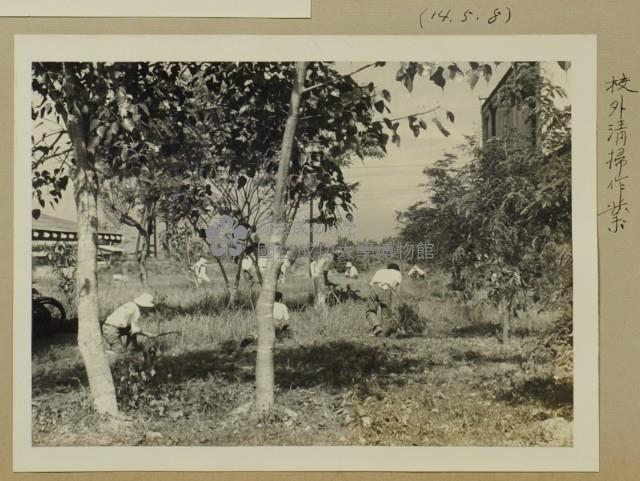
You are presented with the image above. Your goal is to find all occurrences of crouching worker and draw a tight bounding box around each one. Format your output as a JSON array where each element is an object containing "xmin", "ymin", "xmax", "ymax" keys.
[
  {"xmin": 240, "ymin": 291, "xmax": 291, "ymax": 348},
  {"xmin": 311, "ymin": 249, "xmax": 340, "ymax": 310},
  {"xmin": 408, "ymin": 264, "xmax": 426, "ymax": 279},
  {"xmin": 192, "ymin": 257, "xmax": 211, "ymax": 285},
  {"xmin": 344, "ymin": 261, "xmax": 359, "ymax": 279},
  {"xmin": 366, "ymin": 263, "xmax": 402, "ymax": 337},
  {"xmin": 273, "ymin": 291, "xmax": 292, "ymax": 340},
  {"xmin": 101, "ymin": 293, "xmax": 157, "ymax": 355}
]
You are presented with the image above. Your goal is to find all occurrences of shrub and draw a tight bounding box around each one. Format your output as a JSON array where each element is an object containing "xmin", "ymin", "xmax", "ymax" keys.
[{"xmin": 388, "ymin": 302, "xmax": 428, "ymax": 337}]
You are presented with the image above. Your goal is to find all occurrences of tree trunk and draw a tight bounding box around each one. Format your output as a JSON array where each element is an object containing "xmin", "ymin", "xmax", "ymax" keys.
[
  {"xmin": 213, "ymin": 256, "xmax": 231, "ymax": 292},
  {"xmin": 119, "ymin": 212, "xmax": 151, "ymax": 288},
  {"xmin": 255, "ymin": 61, "xmax": 308, "ymax": 415},
  {"xmin": 136, "ymin": 231, "xmax": 150, "ymax": 288},
  {"xmin": 502, "ymin": 300, "xmax": 511, "ymax": 345},
  {"xmin": 68, "ymin": 115, "xmax": 119, "ymax": 417},
  {"xmin": 228, "ymin": 256, "xmax": 244, "ymax": 307}
]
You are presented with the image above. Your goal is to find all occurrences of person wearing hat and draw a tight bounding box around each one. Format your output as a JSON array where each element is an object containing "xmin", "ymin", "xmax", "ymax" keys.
[
  {"xmin": 193, "ymin": 257, "xmax": 211, "ymax": 285},
  {"xmin": 344, "ymin": 261, "xmax": 359, "ymax": 279},
  {"xmin": 366, "ymin": 263, "xmax": 403, "ymax": 336},
  {"xmin": 101, "ymin": 293, "xmax": 157, "ymax": 355}
]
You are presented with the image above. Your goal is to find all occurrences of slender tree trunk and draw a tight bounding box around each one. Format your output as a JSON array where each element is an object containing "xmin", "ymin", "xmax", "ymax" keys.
[
  {"xmin": 502, "ymin": 300, "xmax": 512, "ymax": 345},
  {"xmin": 136, "ymin": 231, "xmax": 150, "ymax": 288},
  {"xmin": 213, "ymin": 256, "xmax": 231, "ymax": 292},
  {"xmin": 228, "ymin": 255, "xmax": 244, "ymax": 307},
  {"xmin": 253, "ymin": 254, "xmax": 264, "ymax": 285},
  {"xmin": 68, "ymin": 116, "xmax": 119, "ymax": 417},
  {"xmin": 228, "ymin": 286, "xmax": 239, "ymax": 307},
  {"xmin": 255, "ymin": 62, "xmax": 308, "ymax": 415},
  {"xmin": 119, "ymin": 213, "xmax": 151, "ymax": 288}
]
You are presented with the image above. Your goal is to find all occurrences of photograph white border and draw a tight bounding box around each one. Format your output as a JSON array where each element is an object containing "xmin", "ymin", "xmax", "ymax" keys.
[
  {"xmin": 13, "ymin": 34, "xmax": 598, "ymax": 472},
  {"xmin": 0, "ymin": 0, "xmax": 310, "ymax": 18}
]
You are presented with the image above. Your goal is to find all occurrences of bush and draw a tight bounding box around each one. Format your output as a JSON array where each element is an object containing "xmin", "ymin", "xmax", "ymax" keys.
[
  {"xmin": 114, "ymin": 355, "xmax": 184, "ymax": 416},
  {"xmin": 496, "ymin": 307, "xmax": 573, "ymax": 413},
  {"xmin": 45, "ymin": 242, "xmax": 77, "ymax": 303},
  {"xmin": 388, "ymin": 302, "xmax": 428, "ymax": 337},
  {"xmin": 526, "ymin": 308, "xmax": 572, "ymax": 383}
]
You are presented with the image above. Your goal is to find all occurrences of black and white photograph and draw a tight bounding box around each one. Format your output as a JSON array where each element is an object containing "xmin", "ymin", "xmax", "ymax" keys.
[{"xmin": 14, "ymin": 35, "xmax": 598, "ymax": 472}]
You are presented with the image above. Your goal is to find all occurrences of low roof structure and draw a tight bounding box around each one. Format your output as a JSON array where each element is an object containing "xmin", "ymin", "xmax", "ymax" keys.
[{"xmin": 32, "ymin": 213, "xmax": 122, "ymax": 244}]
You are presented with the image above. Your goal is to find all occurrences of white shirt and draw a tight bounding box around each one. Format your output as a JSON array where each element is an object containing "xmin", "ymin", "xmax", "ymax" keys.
[
  {"xmin": 105, "ymin": 301, "xmax": 142, "ymax": 333},
  {"xmin": 194, "ymin": 262, "xmax": 209, "ymax": 280},
  {"xmin": 408, "ymin": 265, "xmax": 426, "ymax": 277},
  {"xmin": 345, "ymin": 266, "xmax": 359, "ymax": 278},
  {"xmin": 311, "ymin": 254, "xmax": 333, "ymax": 278},
  {"xmin": 370, "ymin": 269, "xmax": 402, "ymax": 290},
  {"xmin": 273, "ymin": 302, "xmax": 290, "ymax": 322},
  {"xmin": 241, "ymin": 257, "xmax": 254, "ymax": 271}
]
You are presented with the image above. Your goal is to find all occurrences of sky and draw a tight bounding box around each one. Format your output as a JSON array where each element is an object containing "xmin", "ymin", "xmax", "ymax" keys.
[
  {"xmin": 288, "ymin": 61, "xmax": 571, "ymax": 245},
  {"xmin": 34, "ymin": 61, "xmax": 570, "ymax": 249}
]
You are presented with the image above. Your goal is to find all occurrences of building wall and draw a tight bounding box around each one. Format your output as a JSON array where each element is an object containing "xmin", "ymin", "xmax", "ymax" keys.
[{"xmin": 481, "ymin": 63, "xmax": 539, "ymax": 145}]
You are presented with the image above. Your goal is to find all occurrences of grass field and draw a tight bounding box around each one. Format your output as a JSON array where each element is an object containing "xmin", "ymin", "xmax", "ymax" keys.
[{"xmin": 31, "ymin": 258, "xmax": 573, "ymax": 447}]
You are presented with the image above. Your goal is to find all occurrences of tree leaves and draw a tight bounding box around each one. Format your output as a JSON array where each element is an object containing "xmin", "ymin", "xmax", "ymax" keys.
[
  {"xmin": 407, "ymin": 115, "xmax": 422, "ymax": 137},
  {"xmin": 403, "ymin": 74, "xmax": 414, "ymax": 93},
  {"xmin": 396, "ymin": 64, "xmax": 418, "ymax": 93},
  {"xmin": 448, "ymin": 64, "xmax": 463, "ymax": 80},
  {"xmin": 467, "ymin": 68, "xmax": 480, "ymax": 90},
  {"xmin": 432, "ymin": 118, "xmax": 450, "ymax": 137},
  {"xmin": 446, "ymin": 111, "xmax": 455, "ymax": 123},
  {"xmin": 374, "ymin": 100, "xmax": 385, "ymax": 114},
  {"xmin": 557, "ymin": 61, "xmax": 571, "ymax": 71},
  {"xmin": 381, "ymin": 89, "xmax": 391, "ymax": 102},
  {"xmin": 430, "ymin": 66, "xmax": 446, "ymax": 90},
  {"xmin": 32, "ymin": 209, "xmax": 41, "ymax": 220},
  {"xmin": 482, "ymin": 64, "xmax": 493, "ymax": 82},
  {"xmin": 121, "ymin": 117, "xmax": 135, "ymax": 132},
  {"xmin": 398, "ymin": 131, "xmax": 571, "ymax": 319}
]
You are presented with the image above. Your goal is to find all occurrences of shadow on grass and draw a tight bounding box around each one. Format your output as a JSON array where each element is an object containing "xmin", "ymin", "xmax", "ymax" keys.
[
  {"xmin": 499, "ymin": 375, "xmax": 573, "ymax": 411},
  {"xmin": 31, "ymin": 317, "xmax": 79, "ymax": 341},
  {"xmin": 452, "ymin": 322, "xmax": 501, "ymax": 338},
  {"xmin": 33, "ymin": 339, "xmax": 421, "ymax": 396},
  {"xmin": 145, "ymin": 340, "xmax": 421, "ymax": 392},
  {"xmin": 450, "ymin": 346, "xmax": 526, "ymax": 364},
  {"xmin": 32, "ymin": 333, "xmax": 88, "ymax": 393},
  {"xmin": 274, "ymin": 341, "xmax": 422, "ymax": 391},
  {"xmin": 32, "ymin": 330, "xmax": 77, "ymax": 353},
  {"xmin": 451, "ymin": 321, "xmax": 533, "ymax": 339}
]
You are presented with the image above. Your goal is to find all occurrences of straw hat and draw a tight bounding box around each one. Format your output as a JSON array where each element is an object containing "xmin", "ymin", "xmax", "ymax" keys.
[
  {"xmin": 346, "ymin": 262, "xmax": 353, "ymax": 268},
  {"xmin": 134, "ymin": 293, "xmax": 154, "ymax": 308}
]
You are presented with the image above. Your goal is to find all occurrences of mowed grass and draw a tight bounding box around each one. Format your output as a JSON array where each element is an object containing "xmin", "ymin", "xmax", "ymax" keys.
[{"xmin": 31, "ymin": 259, "xmax": 572, "ymax": 447}]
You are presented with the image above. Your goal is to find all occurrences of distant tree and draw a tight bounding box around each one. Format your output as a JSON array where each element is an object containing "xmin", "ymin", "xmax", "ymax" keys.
[
  {"xmin": 397, "ymin": 63, "xmax": 572, "ymax": 343},
  {"xmin": 101, "ymin": 177, "xmax": 156, "ymax": 287}
]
